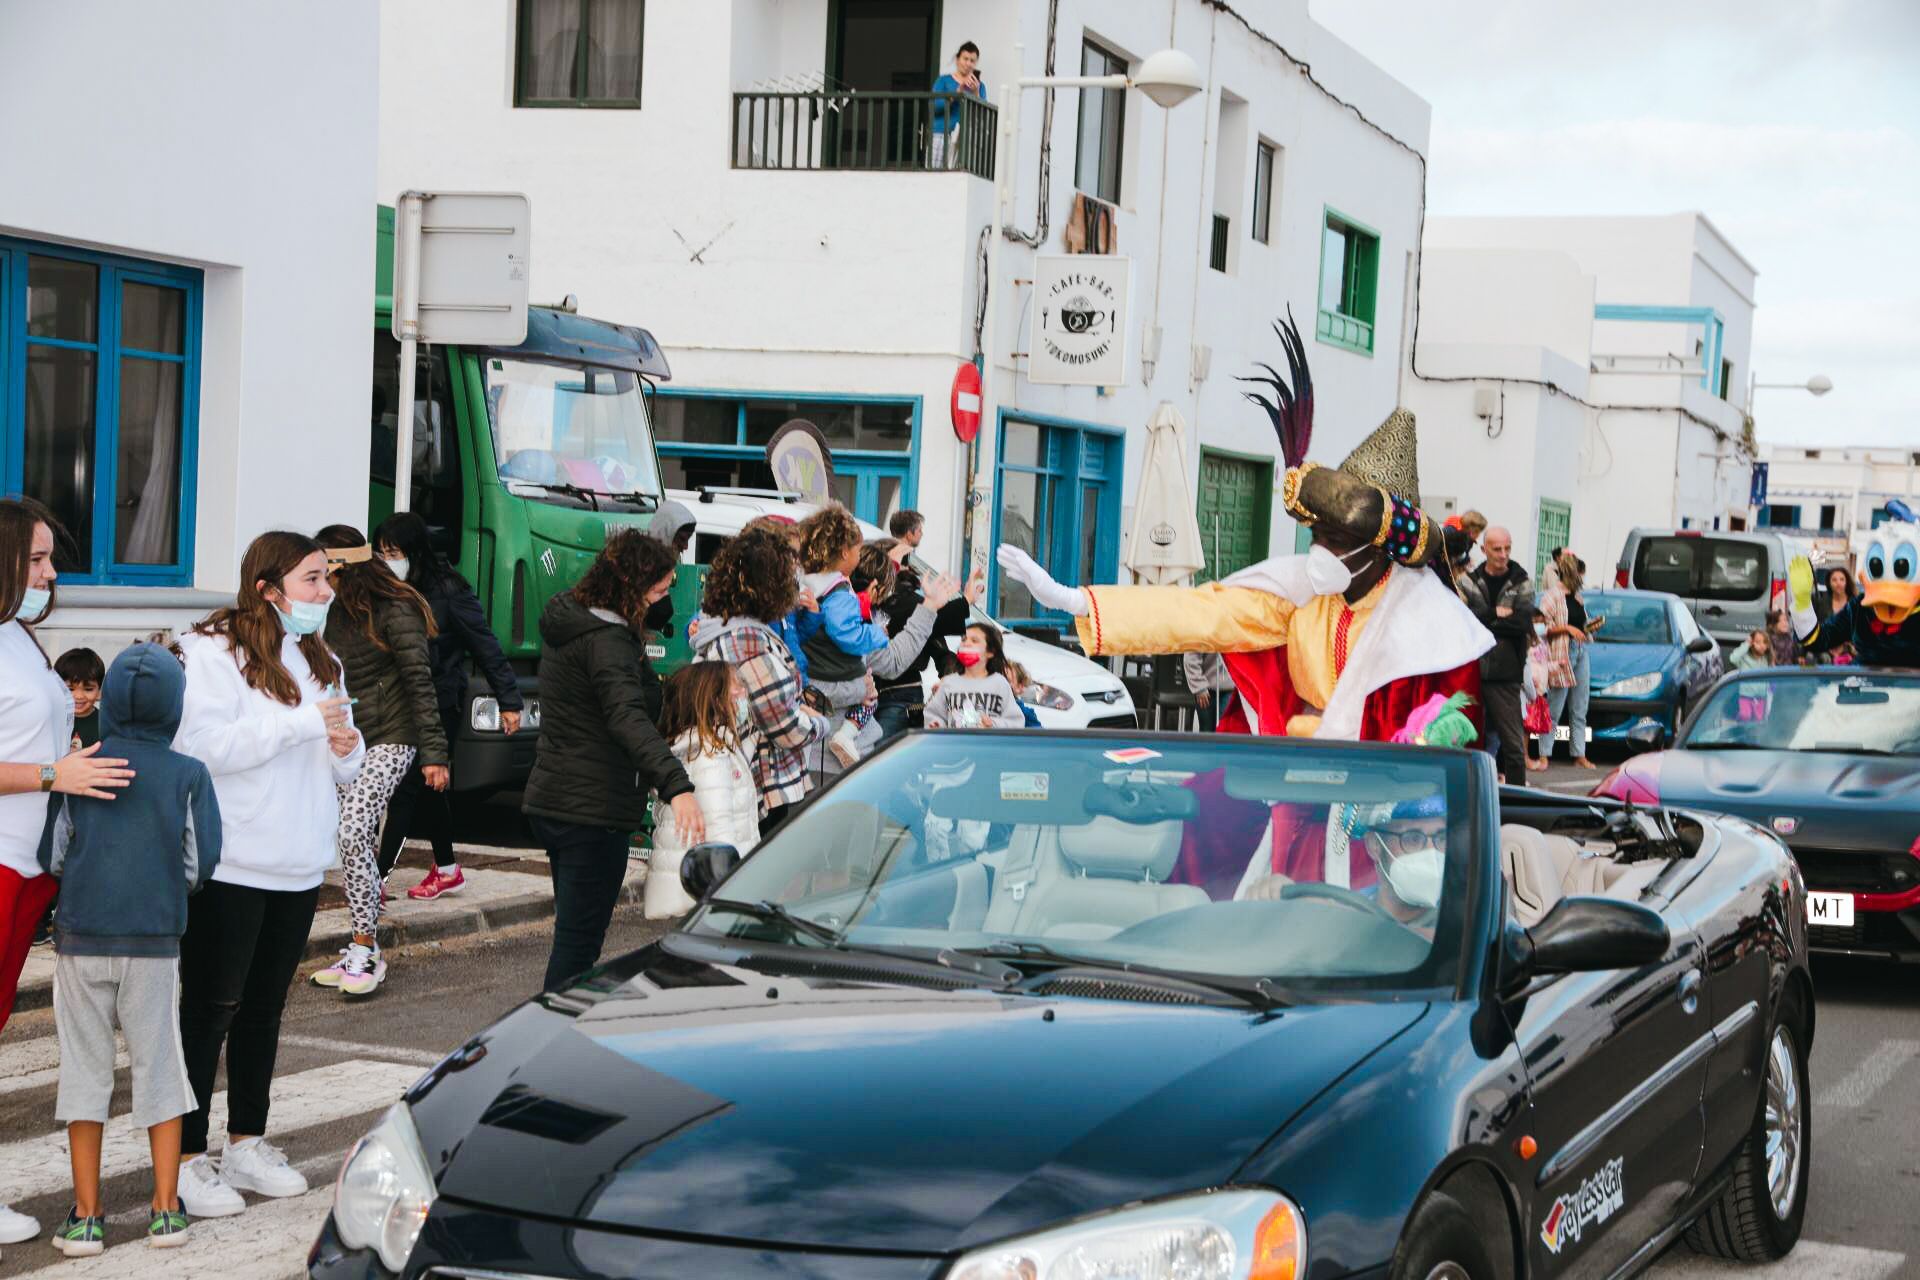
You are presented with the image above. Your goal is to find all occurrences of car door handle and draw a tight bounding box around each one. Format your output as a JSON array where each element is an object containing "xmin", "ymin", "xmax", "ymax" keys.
[
  {"xmin": 1703, "ymin": 606, "xmax": 1725, "ymax": 615},
  {"xmin": 1677, "ymin": 968, "xmax": 1703, "ymax": 1015}
]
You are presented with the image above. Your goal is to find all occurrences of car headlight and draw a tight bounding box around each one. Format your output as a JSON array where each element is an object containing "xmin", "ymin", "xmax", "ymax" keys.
[
  {"xmin": 471, "ymin": 697, "xmax": 539, "ymax": 731},
  {"xmin": 1026, "ymin": 682, "xmax": 1076, "ymax": 711},
  {"xmin": 949, "ymin": 1189, "xmax": 1303, "ymax": 1280},
  {"xmin": 523, "ymin": 698, "xmax": 541, "ymax": 729},
  {"xmin": 333, "ymin": 1102, "xmax": 437, "ymax": 1271},
  {"xmin": 1601, "ymin": 672, "xmax": 1662, "ymax": 697}
]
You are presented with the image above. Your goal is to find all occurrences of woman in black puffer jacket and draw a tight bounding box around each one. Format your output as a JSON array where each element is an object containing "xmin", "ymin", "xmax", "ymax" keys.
[{"xmin": 523, "ymin": 530, "xmax": 700, "ymax": 991}]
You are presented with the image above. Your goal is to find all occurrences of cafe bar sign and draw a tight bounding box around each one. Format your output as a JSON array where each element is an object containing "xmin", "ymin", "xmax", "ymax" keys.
[{"xmin": 1030, "ymin": 255, "xmax": 1131, "ymax": 386}]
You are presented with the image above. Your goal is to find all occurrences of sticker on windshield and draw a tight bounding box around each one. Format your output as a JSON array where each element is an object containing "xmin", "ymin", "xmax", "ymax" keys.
[
  {"xmin": 1540, "ymin": 1156, "xmax": 1625, "ymax": 1255},
  {"xmin": 1000, "ymin": 772, "xmax": 1049, "ymax": 801},
  {"xmin": 1284, "ymin": 768, "xmax": 1348, "ymax": 785},
  {"xmin": 1103, "ymin": 748, "xmax": 1162, "ymax": 765}
]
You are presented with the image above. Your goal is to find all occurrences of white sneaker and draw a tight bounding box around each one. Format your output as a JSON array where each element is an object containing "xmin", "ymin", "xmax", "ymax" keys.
[
  {"xmin": 827, "ymin": 720, "xmax": 862, "ymax": 768},
  {"xmin": 178, "ymin": 1154, "xmax": 246, "ymax": 1218},
  {"xmin": 0, "ymin": 1202, "xmax": 38, "ymax": 1243},
  {"xmin": 221, "ymin": 1137, "xmax": 308, "ymax": 1198}
]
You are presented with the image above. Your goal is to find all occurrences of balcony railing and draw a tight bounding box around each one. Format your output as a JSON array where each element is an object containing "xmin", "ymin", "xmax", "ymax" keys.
[{"xmin": 732, "ymin": 90, "xmax": 997, "ymax": 179}]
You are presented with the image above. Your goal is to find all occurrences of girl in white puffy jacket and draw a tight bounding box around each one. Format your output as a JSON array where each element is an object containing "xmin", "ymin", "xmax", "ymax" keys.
[{"xmin": 647, "ymin": 662, "xmax": 759, "ymax": 918}]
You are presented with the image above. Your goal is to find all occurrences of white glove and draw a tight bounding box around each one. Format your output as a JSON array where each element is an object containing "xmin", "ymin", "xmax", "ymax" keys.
[
  {"xmin": 1223, "ymin": 545, "xmax": 1353, "ymax": 606},
  {"xmin": 996, "ymin": 545, "xmax": 1089, "ymax": 616}
]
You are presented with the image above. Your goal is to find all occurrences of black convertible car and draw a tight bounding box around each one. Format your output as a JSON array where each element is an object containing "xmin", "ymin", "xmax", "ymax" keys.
[
  {"xmin": 1594, "ymin": 665, "xmax": 1920, "ymax": 960},
  {"xmin": 310, "ymin": 732, "xmax": 1812, "ymax": 1280}
]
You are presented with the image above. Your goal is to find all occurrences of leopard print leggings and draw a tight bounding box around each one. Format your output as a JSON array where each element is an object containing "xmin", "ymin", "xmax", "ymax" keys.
[{"xmin": 336, "ymin": 743, "xmax": 416, "ymax": 941}]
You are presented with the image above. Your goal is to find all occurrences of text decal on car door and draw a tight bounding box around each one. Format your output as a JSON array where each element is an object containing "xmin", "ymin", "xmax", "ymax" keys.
[{"xmin": 1540, "ymin": 1157, "xmax": 1626, "ymax": 1255}]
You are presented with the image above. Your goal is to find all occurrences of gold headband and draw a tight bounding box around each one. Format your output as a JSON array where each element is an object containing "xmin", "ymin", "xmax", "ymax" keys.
[{"xmin": 1281, "ymin": 463, "xmax": 1321, "ymax": 524}]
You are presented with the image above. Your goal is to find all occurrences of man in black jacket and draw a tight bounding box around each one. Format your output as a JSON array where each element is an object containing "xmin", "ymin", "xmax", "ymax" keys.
[
  {"xmin": 873, "ymin": 551, "xmax": 983, "ymax": 743},
  {"xmin": 1465, "ymin": 526, "xmax": 1533, "ymax": 785}
]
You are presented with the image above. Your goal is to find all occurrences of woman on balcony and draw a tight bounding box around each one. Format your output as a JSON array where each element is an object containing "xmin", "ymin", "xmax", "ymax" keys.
[{"xmin": 930, "ymin": 41, "xmax": 985, "ymax": 170}]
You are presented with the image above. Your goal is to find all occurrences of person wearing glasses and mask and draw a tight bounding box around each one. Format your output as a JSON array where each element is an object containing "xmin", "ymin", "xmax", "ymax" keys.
[{"xmin": 1239, "ymin": 797, "xmax": 1446, "ymax": 939}]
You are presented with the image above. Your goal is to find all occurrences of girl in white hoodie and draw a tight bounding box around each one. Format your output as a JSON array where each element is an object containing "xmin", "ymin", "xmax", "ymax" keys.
[
  {"xmin": 647, "ymin": 661, "xmax": 760, "ymax": 917},
  {"xmin": 170, "ymin": 531, "xmax": 365, "ymax": 1220}
]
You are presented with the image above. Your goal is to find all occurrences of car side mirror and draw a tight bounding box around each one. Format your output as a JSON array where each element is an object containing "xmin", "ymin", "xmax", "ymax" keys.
[
  {"xmin": 679, "ymin": 842, "xmax": 742, "ymax": 903},
  {"xmin": 1503, "ymin": 897, "xmax": 1669, "ymax": 995},
  {"xmin": 1686, "ymin": 636, "xmax": 1716, "ymax": 654}
]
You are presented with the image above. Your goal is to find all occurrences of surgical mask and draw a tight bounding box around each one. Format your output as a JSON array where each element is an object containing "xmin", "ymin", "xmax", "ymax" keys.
[
  {"xmin": 274, "ymin": 596, "xmax": 332, "ymax": 637},
  {"xmin": 1534, "ymin": 622, "xmax": 1547, "ymax": 639},
  {"xmin": 386, "ymin": 557, "xmax": 411, "ymax": 581},
  {"xmin": 1382, "ymin": 848, "xmax": 1444, "ymax": 908},
  {"xmin": 956, "ymin": 649, "xmax": 982, "ymax": 669},
  {"xmin": 16, "ymin": 586, "xmax": 51, "ymax": 624},
  {"xmin": 1337, "ymin": 543, "xmax": 1379, "ymax": 569},
  {"xmin": 734, "ymin": 695, "xmax": 752, "ymax": 731}
]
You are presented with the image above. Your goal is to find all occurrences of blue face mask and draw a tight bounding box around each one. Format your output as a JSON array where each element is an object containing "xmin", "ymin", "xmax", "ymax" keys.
[
  {"xmin": 275, "ymin": 596, "xmax": 332, "ymax": 637},
  {"xmin": 16, "ymin": 586, "xmax": 51, "ymax": 623}
]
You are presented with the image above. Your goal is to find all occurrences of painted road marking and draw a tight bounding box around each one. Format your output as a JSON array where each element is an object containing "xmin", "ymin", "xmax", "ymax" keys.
[
  {"xmin": 1816, "ymin": 1038, "xmax": 1920, "ymax": 1109},
  {"xmin": 0, "ymin": 1036, "xmax": 128, "ymax": 1099},
  {"xmin": 1649, "ymin": 1240, "xmax": 1907, "ymax": 1278},
  {"xmin": 279, "ymin": 1034, "xmax": 443, "ymax": 1068},
  {"xmin": 0, "ymin": 1062, "xmax": 419, "ymax": 1207}
]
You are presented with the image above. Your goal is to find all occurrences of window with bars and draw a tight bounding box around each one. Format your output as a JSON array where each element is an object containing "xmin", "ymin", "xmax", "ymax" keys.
[
  {"xmin": 1209, "ymin": 214, "xmax": 1230, "ymax": 272},
  {"xmin": 1317, "ymin": 208, "xmax": 1380, "ymax": 354},
  {"xmin": 1074, "ymin": 38, "xmax": 1126, "ymax": 205},
  {"xmin": 1252, "ymin": 141, "xmax": 1277, "ymax": 244},
  {"xmin": 0, "ymin": 238, "xmax": 201, "ymax": 584},
  {"xmin": 515, "ymin": 0, "xmax": 644, "ymax": 107}
]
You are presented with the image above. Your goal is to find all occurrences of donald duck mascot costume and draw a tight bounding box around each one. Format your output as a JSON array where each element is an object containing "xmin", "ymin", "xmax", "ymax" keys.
[{"xmin": 1790, "ymin": 499, "xmax": 1920, "ymax": 668}]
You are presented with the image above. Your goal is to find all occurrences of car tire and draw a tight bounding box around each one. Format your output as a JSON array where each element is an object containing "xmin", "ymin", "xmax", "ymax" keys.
[
  {"xmin": 1392, "ymin": 1190, "xmax": 1505, "ymax": 1280},
  {"xmin": 1683, "ymin": 996, "xmax": 1810, "ymax": 1262}
]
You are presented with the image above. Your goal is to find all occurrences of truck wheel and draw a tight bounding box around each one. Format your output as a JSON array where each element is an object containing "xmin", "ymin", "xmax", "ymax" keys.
[
  {"xmin": 1683, "ymin": 997, "xmax": 1810, "ymax": 1261},
  {"xmin": 1393, "ymin": 1190, "xmax": 1504, "ymax": 1280}
]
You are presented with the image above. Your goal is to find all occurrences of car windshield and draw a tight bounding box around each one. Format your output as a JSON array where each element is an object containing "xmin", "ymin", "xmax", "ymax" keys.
[
  {"xmin": 1589, "ymin": 596, "xmax": 1671, "ymax": 644},
  {"xmin": 1684, "ymin": 673, "xmax": 1920, "ymax": 755},
  {"xmin": 485, "ymin": 357, "xmax": 662, "ymax": 511},
  {"xmin": 687, "ymin": 735, "xmax": 1475, "ymax": 996}
]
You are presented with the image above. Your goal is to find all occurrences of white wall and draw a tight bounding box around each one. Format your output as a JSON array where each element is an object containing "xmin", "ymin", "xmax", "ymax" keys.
[{"xmin": 0, "ymin": 0, "xmax": 378, "ymax": 641}]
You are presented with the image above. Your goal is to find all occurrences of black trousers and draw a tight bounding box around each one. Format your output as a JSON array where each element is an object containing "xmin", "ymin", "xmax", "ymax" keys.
[
  {"xmin": 530, "ymin": 815, "xmax": 631, "ymax": 992},
  {"xmin": 1482, "ymin": 681, "xmax": 1529, "ymax": 786},
  {"xmin": 378, "ymin": 704, "xmax": 462, "ymax": 874},
  {"xmin": 178, "ymin": 880, "xmax": 320, "ymax": 1154}
]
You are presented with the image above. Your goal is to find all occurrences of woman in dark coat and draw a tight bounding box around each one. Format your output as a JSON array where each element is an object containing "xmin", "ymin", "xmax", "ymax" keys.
[
  {"xmin": 371, "ymin": 513, "xmax": 524, "ymax": 900},
  {"xmin": 523, "ymin": 530, "xmax": 700, "ymax": 991}
]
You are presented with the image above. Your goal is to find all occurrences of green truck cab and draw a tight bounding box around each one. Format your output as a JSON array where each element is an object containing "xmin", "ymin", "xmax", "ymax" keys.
[{"xmin": 370, "ymin": 207, "xmax": 693, "ymax": 793}]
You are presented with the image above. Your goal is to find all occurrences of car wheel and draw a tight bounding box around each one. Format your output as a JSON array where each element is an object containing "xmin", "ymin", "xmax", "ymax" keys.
[
  {"xmin": 1683, "ymin": 997, "xmax": 1810, "ymax": 1261},
  {"xmin": 1393, "ymin": 1190, "xmax": 1505, "ymax": 1280}
]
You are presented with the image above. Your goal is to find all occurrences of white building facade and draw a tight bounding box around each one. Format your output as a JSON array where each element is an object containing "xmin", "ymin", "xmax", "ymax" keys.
[
  {"xmin": 0, "ymin": 1, "xmax": 379, "ymax": 655},
  {"xmin": 1420, "ymin": 214, "xmax": 1758, "ymax": 580},
  {"xmin": 377, "ymin": 0, "xmax": 1429, "ymax": 622},
  {"xmin": 1758, "ymin": 444, "xmax": 1920, "ymax": 550}
]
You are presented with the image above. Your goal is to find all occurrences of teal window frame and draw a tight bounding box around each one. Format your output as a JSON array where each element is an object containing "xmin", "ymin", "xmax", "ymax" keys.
[
  {"xmin": 988, "ymin": 410, "xmax": 1123, "ymax": 624},
  {"xmin": 0, "ymin": 236, "xmax": 202, "ymax": 587},
  {"xmin": 1316, "ymin": 206, "xmax": 1380, "ymax": 355},
  {"xmin": 514, "ymin": 0, "xmax": 645, "ymax": 109},
  {"xmin": 1535, "ymin": 498, "xmax": 1571, "ymax": 582},
  {"xmin": 648, "ymin": 387, "xmax": 918, "ymax": 528}
]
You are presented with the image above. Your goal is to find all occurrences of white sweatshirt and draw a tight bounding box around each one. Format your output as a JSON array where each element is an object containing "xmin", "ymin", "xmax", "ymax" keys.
[
  {"xmin": 0, "ymin": 619, "xmax": 71, "ymax": 879},
  {"xmin": 174, "ymin": 630, "xmax": 365, "ymax": 893}
]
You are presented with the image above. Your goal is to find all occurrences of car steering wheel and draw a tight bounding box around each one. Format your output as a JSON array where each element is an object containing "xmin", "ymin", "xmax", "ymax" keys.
[{"xmin": 1277, "ymin": 881, "xmax": 1401, "ymax": 924}]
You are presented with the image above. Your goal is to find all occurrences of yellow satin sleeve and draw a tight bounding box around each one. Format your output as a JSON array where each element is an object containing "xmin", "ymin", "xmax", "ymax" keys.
[{"xmin": 1073, "ymin": 584, "xmax": 1295, "ymax": 657}]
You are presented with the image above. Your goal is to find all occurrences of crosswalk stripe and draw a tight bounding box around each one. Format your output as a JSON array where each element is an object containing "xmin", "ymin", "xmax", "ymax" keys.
[
  {"xmin": 1649, "ymin": 1240, "xmax": 1908, "ymax": 1278},
  {"xmin": 0, "ymin": 1062, "xmax": 420, "ymax": 1207},
  {"xmin": 279, "ymin": 1035, "xmax": 443, "ymax": 1068},
  {"xmin": 1816, "ymin": 1038, "xmax": 1920, "ymax": 1109}
]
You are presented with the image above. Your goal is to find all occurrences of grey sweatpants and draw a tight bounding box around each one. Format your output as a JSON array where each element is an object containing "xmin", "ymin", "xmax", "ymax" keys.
[{"xmin": 54, "ymin": 953, "xmax": 196, "ymax": 1129}]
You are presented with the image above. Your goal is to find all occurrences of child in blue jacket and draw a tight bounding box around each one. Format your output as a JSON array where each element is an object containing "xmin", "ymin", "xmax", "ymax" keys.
[
  {"xmin": 797, "ymin": 505, "xmax": 895, "ymax": 766},
  {"xmin": 38, "ymin": 642, "xmax": 221, "ymax": 1254}
]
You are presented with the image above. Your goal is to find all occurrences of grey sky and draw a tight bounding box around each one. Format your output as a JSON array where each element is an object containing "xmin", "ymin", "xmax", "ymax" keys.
[{"xmin": 1312, "ymin": 0, "xmax": 1920, "ymax": 449}]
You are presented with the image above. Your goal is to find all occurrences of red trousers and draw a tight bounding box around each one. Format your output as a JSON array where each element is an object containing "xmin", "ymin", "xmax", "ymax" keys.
[{"xmin": 0, "ymin": 866, "xmax": 58, "ymax": 1034}]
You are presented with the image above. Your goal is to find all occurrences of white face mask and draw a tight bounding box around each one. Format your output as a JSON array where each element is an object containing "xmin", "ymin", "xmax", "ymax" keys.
[
  {"xmin": 1534, "ymin": 622, "xmax": 1548, "ymax": 639},
  {"xmin": 1383, "ymin": 849, "xmax": 1444, "ymax": 909},
  {"xmin": 386, "ymin": 557, "xmax": 411, "ymax": 582},
  {"xmin": 16, "ymin": 586, "xmax": 52, "ymax": 623},
  {"xmin": 734, "ymin": 695, "xmax": 752, "ymax": 731}
]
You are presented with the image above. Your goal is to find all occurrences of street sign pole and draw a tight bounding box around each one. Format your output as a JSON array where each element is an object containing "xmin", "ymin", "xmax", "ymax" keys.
[{"xmin": 392, "ymin": 193, "xmax": 427, "ymax": 513}]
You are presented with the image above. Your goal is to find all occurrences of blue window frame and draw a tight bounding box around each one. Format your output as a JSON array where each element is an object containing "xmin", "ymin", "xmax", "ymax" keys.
[
  {"xmin": 1, "ymin": 236, "xmax": 202, "ymax": 585},
  {"xmin": 648, "ymin": 388, "xmax": 918, "ymax": 528},
  {"xmin": 989, "ymin": 410, "xmax": 1122, "ymax": 623}
]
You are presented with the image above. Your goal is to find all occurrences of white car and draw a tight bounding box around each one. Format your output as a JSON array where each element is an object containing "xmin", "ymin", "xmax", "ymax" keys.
[{"xmin": 666, "ymin": 489, "xmax": 1138, "ymax": 730}]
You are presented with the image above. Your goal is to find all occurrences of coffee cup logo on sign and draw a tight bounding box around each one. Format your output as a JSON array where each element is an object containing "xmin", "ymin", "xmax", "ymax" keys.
[
  {"xmin": 1032, "ymin": 256, "xmax": 1129, "ymax": 386},
  {"xmin": 1059, "ymin": 308, "xmax": 1107, "ymax": 334}
]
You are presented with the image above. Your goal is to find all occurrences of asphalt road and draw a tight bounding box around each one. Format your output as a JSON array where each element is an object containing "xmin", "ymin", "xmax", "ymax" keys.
[{"xmin": 1, "ymin": 778, "xmax": 1915, "ymax": 1278}]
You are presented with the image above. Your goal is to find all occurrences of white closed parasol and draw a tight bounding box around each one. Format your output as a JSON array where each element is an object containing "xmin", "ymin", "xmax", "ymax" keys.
[{"xmin": 1122, "ymin": 400, "xmax": 1207, "ymax": 585}]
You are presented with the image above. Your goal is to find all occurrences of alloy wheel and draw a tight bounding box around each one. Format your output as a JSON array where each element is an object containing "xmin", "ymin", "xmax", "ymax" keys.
[
  {"xmin": 1763, "ymin": 1024, "xmax": 1803, "ymax": 1219},
  {"xmin": 1420, "ymin": 1264, "xmax": 1473, "ymax": 1280}
]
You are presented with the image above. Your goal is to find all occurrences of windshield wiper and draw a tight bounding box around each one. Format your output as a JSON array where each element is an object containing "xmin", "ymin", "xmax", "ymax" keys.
[
  {"xmin": 703, "ymin": 898, "xmax": 843, "ymax": 947},
  {"xmin": 605, "ymin": 490, "xmax": 660, "ymax": 511},
  {"xmin": 519, "ymin": 480, "xmax": 601, "ymax": 510},
  {"xmin": 956, "ymin": 941, "xmax": 1291, "ymax": 1010}
]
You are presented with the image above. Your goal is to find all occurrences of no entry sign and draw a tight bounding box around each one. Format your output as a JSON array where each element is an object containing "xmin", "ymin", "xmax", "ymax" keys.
[{"xmin": 951, "ymin": 361, "xmax": 982, "ymax": 442}]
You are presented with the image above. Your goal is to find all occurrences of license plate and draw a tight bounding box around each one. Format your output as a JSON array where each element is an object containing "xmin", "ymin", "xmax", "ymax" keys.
[
  {"xmin": 1805, "ymin": 892, "xmax": 1855, "ymax": 928},
  {"xmin": 1555, "ymin": 726, "xmax": 1570, "ymax": 741}
]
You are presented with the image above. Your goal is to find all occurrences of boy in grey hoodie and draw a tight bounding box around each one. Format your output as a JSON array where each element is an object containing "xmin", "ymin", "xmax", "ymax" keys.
[{"xmin": 38, "ymin": 643, "xmax": 221, "ymax": 1254}]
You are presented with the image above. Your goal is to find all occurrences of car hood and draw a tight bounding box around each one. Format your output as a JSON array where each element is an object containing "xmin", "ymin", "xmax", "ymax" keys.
[
  {"xmin": 1587, "ymin": 642, "xmax": 1674, "ymax": 687},
  {"xmin": 1636, "ymin": 748, "xmax": 1920, "ymax": 849},
  {"xmin": 421, "ymin": 943, "xmax": 1427, "ymax": 1254}
]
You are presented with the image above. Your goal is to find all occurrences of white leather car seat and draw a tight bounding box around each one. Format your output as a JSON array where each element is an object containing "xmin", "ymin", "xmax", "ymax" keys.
[
  {"xmin": 981, "ymin": 816, "xmax": 1208, "ymax": 941},
  {"xmin": 1500, "ymin": 824, "xmax": 1665, "ymax": 927}
]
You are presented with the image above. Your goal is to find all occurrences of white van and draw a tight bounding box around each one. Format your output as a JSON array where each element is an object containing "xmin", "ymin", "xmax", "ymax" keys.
[{"xmin": 663, "ymin": 489, "xmax": 1138, "ymax": 730}]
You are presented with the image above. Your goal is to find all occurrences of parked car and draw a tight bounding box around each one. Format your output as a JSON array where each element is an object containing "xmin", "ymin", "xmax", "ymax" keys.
[
  {"xmin": 660, "ymin": 488, "xmax": 1138, "ymax": 730},
  {"xmin": 1614, "ymin": 528, "xmax": 1821, "ymax": 651},
  {"xmin": 1595, "ymin": 666, "xmax": 1920, "ymax": 960},
  {"xmin": 1581, "ymin": 588, "xmax": 1726, "ymax": 747},
  {"xmin": 312, "ymin": 731, "xmax": 1813, "ymax": 1280}
]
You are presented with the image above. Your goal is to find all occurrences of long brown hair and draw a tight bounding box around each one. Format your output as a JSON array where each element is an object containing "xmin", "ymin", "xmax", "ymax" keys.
[
  {"xmin": 0, "ymin": 496, "xmax": 60, "ymax": 630},
  {"xmin": 852, "ymin": 539, "xmax": 899, "ymax": 601},
  {"xmin": 963, "ymin": 622, "xmax": 1011, "ymax": 678},
  {"xmin": 659, "ymin": 660, "xmax": 741, "ymax": 755},
  {"xmin": 315, "ymin": 524, "xmax": 436, "ymax": 652},
  {"xmin": 573, "ymin": 529, "xmax": 679, "ymax": 631},
  {"xmin": 193, "ymin": 530, "xmax": 342, "ymax": 706},
  {"xmin": 702, "ymin": 526, "xmax": 799, "ymax": 623}
]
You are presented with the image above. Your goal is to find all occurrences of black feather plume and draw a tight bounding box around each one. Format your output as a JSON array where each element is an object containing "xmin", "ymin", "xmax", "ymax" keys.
[{"xmin": 1237, "ymin": 308, "xmax": 1314, "ymax": 469}]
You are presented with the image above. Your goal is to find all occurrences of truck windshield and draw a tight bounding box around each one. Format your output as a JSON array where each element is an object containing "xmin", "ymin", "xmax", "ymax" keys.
[{"xmin": 484, "ymin": 357, "xmax": 662, "ymax": 510}]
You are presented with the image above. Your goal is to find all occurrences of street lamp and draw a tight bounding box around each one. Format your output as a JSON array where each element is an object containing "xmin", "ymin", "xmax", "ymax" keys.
[
  {"xmin": 1746, "ymin": 371, "xmax": 1833, "ymax": 415},
  {"xmin": 966, "ymin": 45, "xmax": 1204, "ymax": 577}
]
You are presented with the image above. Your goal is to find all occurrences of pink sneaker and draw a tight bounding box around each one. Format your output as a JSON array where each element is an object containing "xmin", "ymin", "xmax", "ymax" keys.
[{"xmin": 407, "ymin": 866, "xmax": 466, "ymax": 900}]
